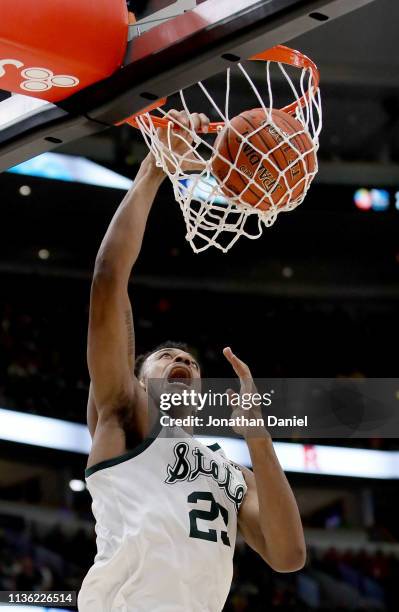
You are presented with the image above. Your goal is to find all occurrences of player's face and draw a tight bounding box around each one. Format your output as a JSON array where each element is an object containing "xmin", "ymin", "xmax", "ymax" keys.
[
  {"xmin": 145, "ymin": 348, "xmax": 200, "ymax": 381},
  {"xmin": 141, "ymin": 347, "xmax": 201, "ymax": 397}
]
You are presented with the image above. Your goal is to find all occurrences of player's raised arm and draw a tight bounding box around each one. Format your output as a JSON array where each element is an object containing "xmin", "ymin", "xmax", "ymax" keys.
[
  {"xmin": 87, "ymin": 152, "xmax": 165, "ymax": 424},
  {"xmin": 86, "ymin": 152, "xmax": 166, "ymax": 462},
  {"xmin": 87, "ymin": 111, "xmax": 210, "ymax": 451},
  {"xmin": 223, "ymin": 347, "xmax": 306, "ymax": 573}
]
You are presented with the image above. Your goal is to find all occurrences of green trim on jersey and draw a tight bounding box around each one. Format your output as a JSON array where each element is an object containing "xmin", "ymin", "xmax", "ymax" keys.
[
  {"xmin": 85, "ymin": 418, "xmax": 162, "ymax": 478},
  {"xmin": 207, "ymin": 442, "xmax": 221, "ymax": 452}
]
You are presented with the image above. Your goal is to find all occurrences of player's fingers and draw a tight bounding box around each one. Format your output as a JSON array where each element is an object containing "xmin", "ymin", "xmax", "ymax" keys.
[
  {"xmin": 223, "ymin": 347, "xmax": 251, "ymax": 378},
  {"xmin": 165, "ymin": 109, "xmax": 181, "ymax": 123},
  {"xmin": 189, "ymin": 113, "xmax": 202, "ymax": 133},
  {"xmin": 223, "ymin": 347, "xmax": 241, "ymax": 373},
  {"xmin": 226, "ymin": 388, "xmax": 235, "ymax": 406},
  {"xmin": 199, "ymin": 113, "xmax": 210, "ymax": 133},
  {"xmin": 178, "ymin": 111, "xmax": 191, "ymax": 131},
  {"xmin": 167, "ymin": 109, "xmax": 190, "ymax": 130}
]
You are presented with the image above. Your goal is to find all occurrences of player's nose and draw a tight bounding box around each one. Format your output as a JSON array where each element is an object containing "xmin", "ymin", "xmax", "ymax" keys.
[{"xmin": 173, "ymin": 354, "xmax": 191, "ymax": 367}]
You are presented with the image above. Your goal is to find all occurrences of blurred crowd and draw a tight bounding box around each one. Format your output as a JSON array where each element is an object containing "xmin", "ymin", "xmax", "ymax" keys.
[
  {"xmin": 0, "ymin": 292, "xmax": 88, "ymax": 423},
  {"xmin": 227, "ymin": 542, "xmax": 398, "ymax": 611},
  {"xmin": 0, "ymin": 514, "xmax": 94, "ymax": 595},
  {"xmin": 0, "ymin": 512, "xmax": 398, "ymax": 611}
]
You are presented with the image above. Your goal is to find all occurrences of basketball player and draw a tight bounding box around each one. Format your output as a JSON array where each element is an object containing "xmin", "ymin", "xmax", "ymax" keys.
[{"xmin": 78, "ymin": 111, "xmax": 305, "ymax": 612}]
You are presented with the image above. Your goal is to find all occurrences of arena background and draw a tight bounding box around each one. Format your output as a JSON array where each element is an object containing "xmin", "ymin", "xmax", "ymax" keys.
[{"xmin": 1, "ymin": 0, "xmax": 399, "ymax": 610}]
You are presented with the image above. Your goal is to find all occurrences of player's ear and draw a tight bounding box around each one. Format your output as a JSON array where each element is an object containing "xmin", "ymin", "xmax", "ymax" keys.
[{"xmin": 138, "ymin": 373, "xmax": 147, "ymax": 390}]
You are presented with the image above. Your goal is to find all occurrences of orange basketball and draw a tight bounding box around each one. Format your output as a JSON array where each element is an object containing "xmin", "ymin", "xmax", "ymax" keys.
[{"xmin": 211, "ymin": 108, "xmax": 316, "ymax": 211}]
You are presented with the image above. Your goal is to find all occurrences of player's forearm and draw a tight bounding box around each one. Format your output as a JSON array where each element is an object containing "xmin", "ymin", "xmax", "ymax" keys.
[
  {"xmin": 94, "ymin": 154, "xmax": 165, "ymax": 282},
  {"xmin": 247, "ymin": 434, "xmax": 306, "ymax": 572}
]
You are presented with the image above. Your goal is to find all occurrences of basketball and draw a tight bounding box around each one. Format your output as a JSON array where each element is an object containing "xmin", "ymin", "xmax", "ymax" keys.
[{"xmin": 211, "ymin": 108, "xmax": 317, "ymax": 211}]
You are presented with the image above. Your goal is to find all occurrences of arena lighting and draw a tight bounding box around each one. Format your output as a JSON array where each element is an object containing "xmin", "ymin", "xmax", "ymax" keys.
[
  {"xmin": 200, "ymin": 438, "xmax": 399, "ymax": 480},
  {"xmin": 38, "ymin": 248, "xmax": 50, "ymax": 260},
  {"xmin": 19, "ymin": 184, "xmax": 31, "ymax": 196},
  {"xmin": 7, "ymin": 151, "xmax": 133, "ymax": 190},
  {"xmin": 370, "ymin": 189, "xmax": 390, "ymax": 211},
  {"xmin": 0, "ymin": 408, "xmax": 398, "ymax": 479},
  {"xmin": 0, "ymin": 407, "xmax": 91, "ymax": 453},
  {"xmin": 69, "ymin": 479, "xmax": 86, "ymax": 492},
  {"xmin": 179, "ymin": 175, "xmax": 228, "ymax": 205},
  {"xmin": 353, "ymin": 188, "xmax": 390, "ymax": 211}
]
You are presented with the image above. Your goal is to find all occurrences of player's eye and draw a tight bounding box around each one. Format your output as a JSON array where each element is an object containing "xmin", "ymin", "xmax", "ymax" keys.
[
  {"xmin": 160, "ymin": 352, "xmax": 172, "ymax": 359},
  {"xmin": 191, "ymin": 361, "xmax": 199, "ymax": 370}
]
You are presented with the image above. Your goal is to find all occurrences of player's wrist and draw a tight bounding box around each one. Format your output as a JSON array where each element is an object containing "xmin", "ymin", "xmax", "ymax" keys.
[
  {"xmin": 245, "ymin": 429, "xmax": 272, "ymax": 448},
  {"xmin": 143, "ymin": 153, "xmax": 166, "ymax": 182}
]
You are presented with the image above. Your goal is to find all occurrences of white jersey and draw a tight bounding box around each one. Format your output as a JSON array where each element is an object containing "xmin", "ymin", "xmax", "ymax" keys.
[{"xmin": 78, "ymin": 425, "xmax": 247, "ymax": 612}]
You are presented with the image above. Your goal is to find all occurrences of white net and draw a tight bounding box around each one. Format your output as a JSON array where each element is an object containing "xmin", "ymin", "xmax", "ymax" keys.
[{"xmin": 136, "ymin": 51, "xmax": 322, "ymax": 253}]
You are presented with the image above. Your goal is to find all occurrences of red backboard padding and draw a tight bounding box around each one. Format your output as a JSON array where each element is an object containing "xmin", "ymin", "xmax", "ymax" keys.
[{"xmin": 0, "ymin": 0, "xmax": 128, "ymax": 103}]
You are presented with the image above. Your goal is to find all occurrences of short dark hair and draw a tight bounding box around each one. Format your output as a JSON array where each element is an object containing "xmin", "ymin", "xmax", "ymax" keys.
[{"xmin": 135, "ymin": 341, "xmax": 199, "ymax": 378}]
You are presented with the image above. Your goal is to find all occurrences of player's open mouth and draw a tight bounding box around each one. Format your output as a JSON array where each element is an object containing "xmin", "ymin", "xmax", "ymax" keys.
[{"xmin": 167, "ymin": 365, "xmax": 192, "ymax": 386}]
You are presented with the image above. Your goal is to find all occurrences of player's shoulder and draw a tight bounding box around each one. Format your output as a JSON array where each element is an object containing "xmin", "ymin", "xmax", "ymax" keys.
[{"xmin": 85, "ymin": 413, "xmax": 163, "ymax": 479}]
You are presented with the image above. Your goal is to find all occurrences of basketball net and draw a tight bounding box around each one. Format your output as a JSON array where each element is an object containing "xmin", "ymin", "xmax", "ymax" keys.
[{"xmin": 134, "ymin": 46, "xmax": 322, "ymax": 253}]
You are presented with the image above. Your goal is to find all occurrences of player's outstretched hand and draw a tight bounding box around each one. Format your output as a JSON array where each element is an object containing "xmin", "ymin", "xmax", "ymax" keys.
[
  {"xmin": 157, "ymin": 109, "xmax": 210, "ymax": 172},
  {"xmin": 223, "ymin": 347, "xmax": 266, "ymax": 438},
  {"xmin": 223, "ymin": 347, "xmax": 255, "ymax": 395}
]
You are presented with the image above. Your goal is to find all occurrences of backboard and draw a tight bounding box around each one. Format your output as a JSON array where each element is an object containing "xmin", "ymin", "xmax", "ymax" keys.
[{"xmin": 0, "ymin": 0, "xmax": 376, "ymax": 172}]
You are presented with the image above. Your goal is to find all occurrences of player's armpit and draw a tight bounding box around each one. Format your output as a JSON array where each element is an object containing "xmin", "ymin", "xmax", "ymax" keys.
[
  {"xmin": 87, "ymin": 383, "xmax": 98, "ymax": 439},
  {"xmin": 87, "ymin": 404, "xmax": 132, "ymax": 469}
]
